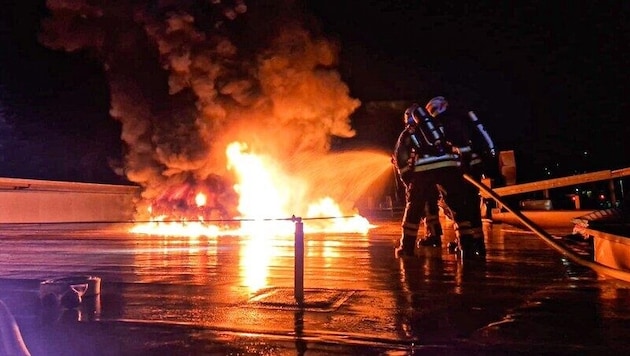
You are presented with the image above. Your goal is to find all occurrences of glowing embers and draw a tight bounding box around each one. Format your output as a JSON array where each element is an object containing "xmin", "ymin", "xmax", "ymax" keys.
[{"xmin": 131, "ymin": 141, "xmax": 373, "ymax": 237}]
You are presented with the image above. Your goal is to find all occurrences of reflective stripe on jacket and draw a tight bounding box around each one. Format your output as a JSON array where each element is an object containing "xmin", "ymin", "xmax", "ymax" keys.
[{"xmin": 398, "ymin": 153, "xmax": 461, "ymax": 174}]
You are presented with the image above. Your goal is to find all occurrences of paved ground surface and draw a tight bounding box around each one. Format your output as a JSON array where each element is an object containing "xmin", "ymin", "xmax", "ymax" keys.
[{"xmin": 1, "ymin": 215, "xmax": 630, "ymax": 355}]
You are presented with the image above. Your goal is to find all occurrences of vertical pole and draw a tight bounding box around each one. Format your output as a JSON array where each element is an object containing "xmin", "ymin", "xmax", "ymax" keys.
[
  {"xmin": 573, "ymin": 194, "xmax": 581, "ymax": 210},
  {"xmin": 609, "ymin": 179, "xmax": 617, "ymax": 206},
  {"xmin": 293, "ymin": 216, "xmax": 304, "ymax": 306}
]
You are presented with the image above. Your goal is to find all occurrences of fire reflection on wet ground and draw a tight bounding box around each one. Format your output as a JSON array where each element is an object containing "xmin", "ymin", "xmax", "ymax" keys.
[{"xmin": 1, "ymin": 220, "xmax": 630, "ymax": 355}]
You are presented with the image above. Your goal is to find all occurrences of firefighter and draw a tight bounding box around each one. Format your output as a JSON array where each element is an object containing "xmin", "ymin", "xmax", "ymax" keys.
[
  {"xmin": 425, "ymin": 96, "xmax": 498, "ymax": 258},
  {"xmin": 392, "ymin": 103, "xmax": 462, "ymax": 256},
  {"xmin": 466, "ymin": 110, "xmax": 501, "ymax": 219}
]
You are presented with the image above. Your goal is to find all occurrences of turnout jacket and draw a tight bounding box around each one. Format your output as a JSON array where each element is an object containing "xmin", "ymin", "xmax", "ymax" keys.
[
  {"xmin": 437, "ymin": 109, "xmax": 498, "ymax": 179},
  {"xmin": 392, "ymin": 127, "xmax": 461, "ymax": 184}
]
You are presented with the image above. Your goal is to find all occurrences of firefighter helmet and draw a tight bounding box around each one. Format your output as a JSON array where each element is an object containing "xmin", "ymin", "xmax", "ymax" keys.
[
  {"xmin": 404, "ymin": 103, "xmax": 420, "ymax": 126},
  {"xmin": 425, "ymin": 96, "xmax": 448, "ymax": 117}
]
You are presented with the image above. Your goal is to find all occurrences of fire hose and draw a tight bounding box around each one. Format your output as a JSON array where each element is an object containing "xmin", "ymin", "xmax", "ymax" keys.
[{"xmin": 463, "ymin": 173, "xmax": 630, "ymax": 284}]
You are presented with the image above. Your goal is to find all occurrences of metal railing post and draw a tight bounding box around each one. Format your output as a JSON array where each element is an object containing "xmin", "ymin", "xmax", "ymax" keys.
[
  {"xmin": 609, "ymin": 179, "xmax": 617, "ymax": 206},
  {"xmin": 293, "ymin": 216, "xmax": 304, "ymax": 306}
]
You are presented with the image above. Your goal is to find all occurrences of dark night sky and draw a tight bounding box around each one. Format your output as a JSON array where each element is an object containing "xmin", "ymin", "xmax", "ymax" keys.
[
  {"xmin": 0, "ymin": 1, "xmax": 629, "ymax": 184},
  {"xmin": 307, "ymin": 1, "xmax": 630, "ymax": 178}
]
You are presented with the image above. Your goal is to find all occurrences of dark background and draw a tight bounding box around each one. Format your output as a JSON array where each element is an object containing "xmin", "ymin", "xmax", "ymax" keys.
[
  {"xmin": 0, "ymin": 1, "xmax": 121, "ymax": 183},
  {"xmin": 311, "ymin": 1, "xmax": 629, "ymax": 182},
  {"xmin": 1, "ymin": 1, "xmax": 628, "ymax": 184}
]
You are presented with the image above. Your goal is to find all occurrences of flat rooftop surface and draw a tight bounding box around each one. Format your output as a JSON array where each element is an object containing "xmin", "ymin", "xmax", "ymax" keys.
[{"xmin": 1, "ymin": 217, "xmax": 629, "ymax": 355}]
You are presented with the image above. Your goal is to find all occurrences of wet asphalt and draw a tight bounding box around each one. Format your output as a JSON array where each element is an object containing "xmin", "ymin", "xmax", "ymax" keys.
[{"xmin": 1, "ymin": 216, "xmax": 629, "ymax": 355}]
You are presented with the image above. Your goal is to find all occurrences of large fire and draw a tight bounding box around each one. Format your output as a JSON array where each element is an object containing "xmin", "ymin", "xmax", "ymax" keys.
[
  {"xmin": 131, "ymin": 141, "xmax": 381, "ymax": 237},
  {"xmin": 39, "ymin": 1, "xmax": 393, "ymax": 240}
]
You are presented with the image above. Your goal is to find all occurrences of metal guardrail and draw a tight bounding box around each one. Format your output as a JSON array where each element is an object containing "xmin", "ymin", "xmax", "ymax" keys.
[
  {"xmin": 467, "ymin": 174, "xmax": 630, "ymax": 283},
  {"xmin": 0, "ymin": 177, "xmax": 140, "ymax": 194},
  {"xmin": 485, "ymin": 167, "xmax": 630, "ymax": 198}
]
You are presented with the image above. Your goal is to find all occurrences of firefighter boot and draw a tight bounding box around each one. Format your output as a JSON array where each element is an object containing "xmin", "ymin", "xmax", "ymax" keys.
[
  {"xmin": 458, "ymin": 235, "xmax": 485, "ymax": 259},
  {"xmin": 417, "ymin": 215, "xmax": 442, "ymax": 247},
  {"xmin": 456, "ymin": 235, "xmax": 474, "ymax": 259},
  {"xmin": 472, "ymin": 237, "xmax": 486, "ymax": 257},
  {"xmin": 417, "ymin": 235, "xmax": 441, "ymax": 247},
  {"xmin": 447, "ymin": 223, "xmax": 459, "ymax": 254},
  {"xmin": 447, "ymin": 240, "xmax": 458, "ymax": 254},
  {"xmin": 395, "ymin": 234, "xmax": 417, "ymax": 257}
]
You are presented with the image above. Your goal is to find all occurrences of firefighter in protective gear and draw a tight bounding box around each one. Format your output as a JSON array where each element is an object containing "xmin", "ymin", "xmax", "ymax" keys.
[
  {"xmin": 426, "ymin": 96, "xmax": 498, "ymax": 259},
  {"xmin": 392, "ymin": 103, "xmax": 462, "ymax": 256},
  {"xmin": 426, "ymin": 97, "xmax": 498, "ymax": 182}
]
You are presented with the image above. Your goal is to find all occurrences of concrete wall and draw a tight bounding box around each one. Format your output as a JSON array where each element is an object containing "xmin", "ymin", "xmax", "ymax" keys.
[{"xmin": 0, "ymin": 177, "xmax": 140, "ymax": 223}]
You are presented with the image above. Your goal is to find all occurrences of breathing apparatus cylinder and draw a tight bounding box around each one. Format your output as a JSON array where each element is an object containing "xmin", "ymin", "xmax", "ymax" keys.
[{"xmin": 410, "ymin": 106, "xmax": 448, "ymax": 156}]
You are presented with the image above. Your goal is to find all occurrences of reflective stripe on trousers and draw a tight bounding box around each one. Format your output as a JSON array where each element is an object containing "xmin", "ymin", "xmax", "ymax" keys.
[{"xmin": 402, "ymin": 221, "xmax": 420, "ymax": 236}]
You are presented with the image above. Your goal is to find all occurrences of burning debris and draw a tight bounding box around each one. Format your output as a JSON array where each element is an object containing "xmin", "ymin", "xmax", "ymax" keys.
[
  {"xmin": 39, "ymin": 0, "xmax": 388, "ymax": 234},
  {"xmin": 148, "ymin": 173, "xmax": 237, "ymax": 222}
]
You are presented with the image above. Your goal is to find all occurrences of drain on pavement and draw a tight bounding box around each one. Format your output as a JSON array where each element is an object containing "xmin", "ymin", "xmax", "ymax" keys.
[{"xmin": 249, "ymin": 288, "xmax": 354, "ymax": 312}]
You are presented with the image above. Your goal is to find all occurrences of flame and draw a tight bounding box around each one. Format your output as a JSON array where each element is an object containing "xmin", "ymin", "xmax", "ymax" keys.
[
  {"xmin": 195, "ymin": 193, "xmax": 207, "ymax": 207},
  {"xmin": 227, "ymin": 142, "xmax": 289, "ymax": 220},
  {"xmin": 131, "ymin": 141, "xmax": 374, "ymax": 237}
]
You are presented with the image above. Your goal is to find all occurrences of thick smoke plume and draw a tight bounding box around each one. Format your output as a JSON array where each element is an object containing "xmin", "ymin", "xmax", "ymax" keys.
[{"xmin": 39, "ymin": 0, "xmax": 362, "ymax": 219}]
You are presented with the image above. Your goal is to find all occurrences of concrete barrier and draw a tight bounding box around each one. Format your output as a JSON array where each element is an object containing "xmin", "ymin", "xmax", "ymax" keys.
[{"xmin": 0, "ymin": 177, "xmax": 140, "ymax": 224}]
